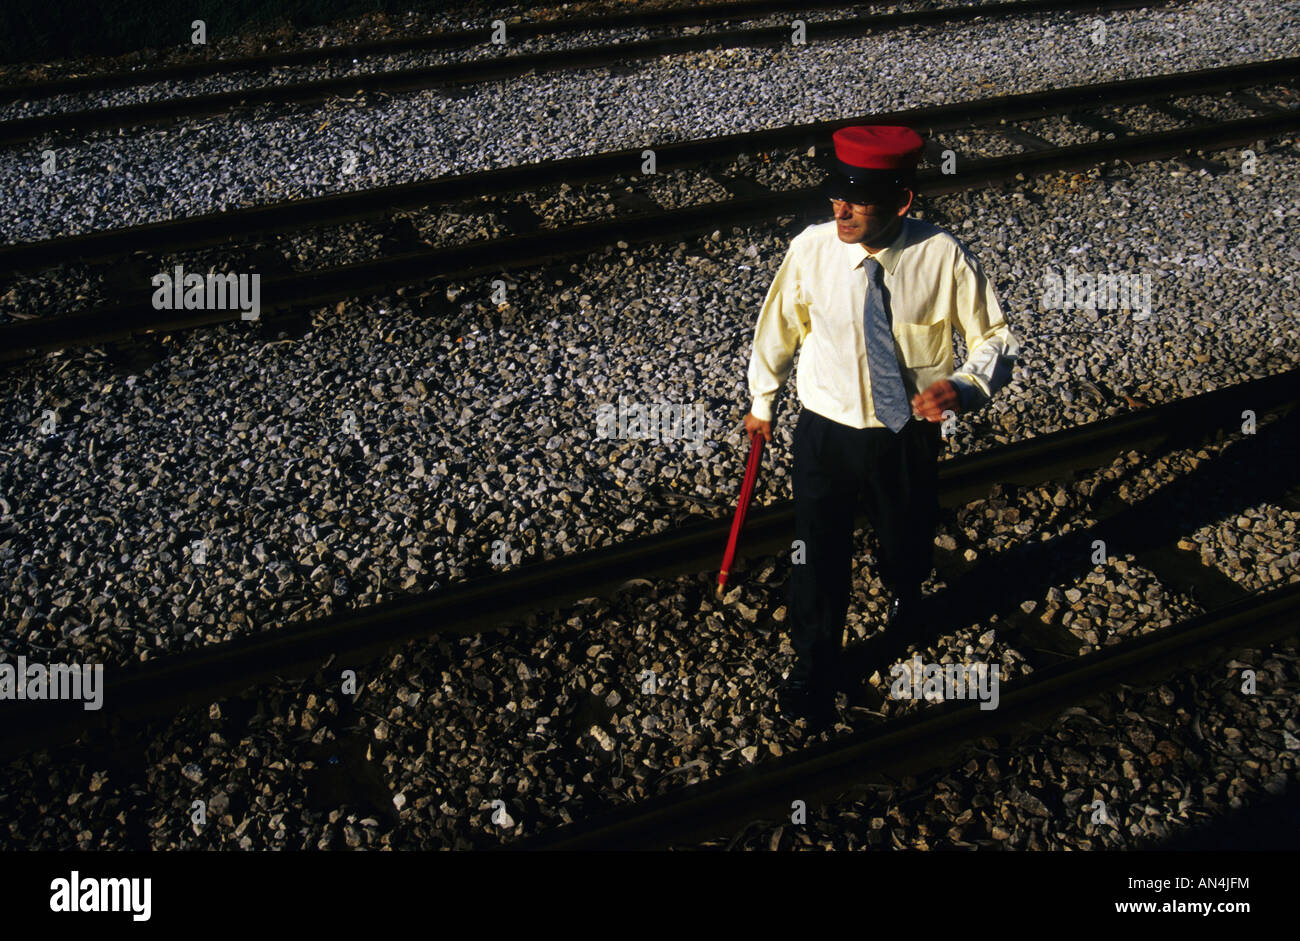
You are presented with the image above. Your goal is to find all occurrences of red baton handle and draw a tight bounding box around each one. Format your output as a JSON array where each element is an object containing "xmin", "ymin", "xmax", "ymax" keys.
[{"xmin": 717, "ymin": 431, "xmax": 765, "ymax": 598}]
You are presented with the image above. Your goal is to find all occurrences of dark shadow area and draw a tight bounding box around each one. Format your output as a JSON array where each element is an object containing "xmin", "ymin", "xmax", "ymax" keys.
[
  {"xmin": 1157, "ymin": 786, "xmax": 1300, "ymax": 850},
  {"xmin": 843, "ymin": 405, "xmax": 1300, "ymax": 678},
  {"xmin": 0, "ymin": 0, "xmax": 491, "ymax": 65}
]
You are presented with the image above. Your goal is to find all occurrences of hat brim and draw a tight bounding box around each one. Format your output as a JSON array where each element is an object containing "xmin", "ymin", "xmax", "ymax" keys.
[
  {"xmin": 831, "ymin": 156, "xmax": 914, "ymax": 185},
  {"xmin": 821, "ymin": 175, "xmax": 912, "ymax": 206}
]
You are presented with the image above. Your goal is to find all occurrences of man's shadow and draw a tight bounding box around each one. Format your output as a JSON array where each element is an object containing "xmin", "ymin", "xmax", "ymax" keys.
[{"xmin": 841, "ymin": 405, "xmax": 1300, "ymax": 677}]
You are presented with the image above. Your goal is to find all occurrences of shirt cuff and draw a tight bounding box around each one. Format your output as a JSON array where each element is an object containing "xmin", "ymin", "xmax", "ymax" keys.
[
  {"xmin": 750, "ymin": 396, "xmax": 775, "ymax": 423},
  {"xmin": 948, "ymin": 375, "xmax": 985, "ymax": 414}
]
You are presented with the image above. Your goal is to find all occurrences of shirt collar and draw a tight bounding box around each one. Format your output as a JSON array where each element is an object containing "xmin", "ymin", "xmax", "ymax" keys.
[{"xmin": 845, "ymin": 217, "xmax": 910, "ymax": 276}]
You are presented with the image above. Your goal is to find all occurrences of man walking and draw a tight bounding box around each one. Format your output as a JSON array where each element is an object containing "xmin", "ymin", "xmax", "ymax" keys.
[{"xmin": 743, "ymin": 125, "xmax": 1020, "ymax": 723}]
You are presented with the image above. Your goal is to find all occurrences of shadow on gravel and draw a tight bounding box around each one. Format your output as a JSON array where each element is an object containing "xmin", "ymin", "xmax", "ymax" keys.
[
  {"xmin": 1156, "ymin": 785, "xmax": 1300, "ymax": 850},
  {"xmin": 300, "ymin": 731, "xmax": 399, "ymax": 829},
  {"xmin": 842, "ymin": 405, "xmax": 1300, "ymax": 679}
]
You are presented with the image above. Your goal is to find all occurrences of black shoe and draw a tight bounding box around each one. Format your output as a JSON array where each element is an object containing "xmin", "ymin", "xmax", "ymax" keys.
[
  {"xmin": 887, "ymin": 594, "xmax": 922, "ymax": 630},
  {"xmin": 841, "ymin": 667, "xmax": 888, "ymax": 711},
  {"xmin": 777, "ymin": 677, "xmax": 835, "ymax": 727},
  {"xmin": 876, "ymin": 596, "xmax": 922, "ymax": 668}
]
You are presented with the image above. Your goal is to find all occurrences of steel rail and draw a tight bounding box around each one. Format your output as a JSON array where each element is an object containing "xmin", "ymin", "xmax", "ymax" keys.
[
  {"xmin": 0, "ymin": 0, "xmax": 1179, "ymax": 147},
  {"xmin": 515, "ymin": 580, "xmax": 1300, "ymax": 849},
  {"xmin": 4, "ymin": 55, "xmax": 1294, "ymax": 272},
  {"xmin": 0, "ymin": 368, "xmax": 1294, "ymax": 760},
  {"xmin": 0, "ymin": 1, "xmax": 1026, "ymax": 103},
  {"xmin": 3, "ymin": 108, "xmax": 1298, "ymax": 362}
]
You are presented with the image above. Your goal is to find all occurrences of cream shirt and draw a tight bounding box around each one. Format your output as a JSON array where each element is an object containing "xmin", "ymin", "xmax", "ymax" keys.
[{"xmin": 748, "ymin": 217, "xmax": 1020, "ymax": 428}]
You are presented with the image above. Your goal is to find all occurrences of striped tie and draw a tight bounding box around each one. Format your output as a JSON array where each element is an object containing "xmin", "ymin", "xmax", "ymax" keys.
[{"xmin": 862, "ymin": 257, "xmax": 911, "ymax": 433}]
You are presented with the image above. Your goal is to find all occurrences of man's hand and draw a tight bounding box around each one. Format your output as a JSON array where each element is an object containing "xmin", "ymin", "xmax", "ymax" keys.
[
  {"xmin": 744, "ymin": 412, "xmax": 772, "ymax": 442},
  {"xmin": 911, "ymin": 380, "xmax": 961, "ymax": 423}
]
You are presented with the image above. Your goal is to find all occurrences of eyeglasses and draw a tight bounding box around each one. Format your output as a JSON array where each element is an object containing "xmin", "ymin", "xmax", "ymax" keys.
[{"xmin": 829, "ymin": 198, "xmax": 872, "ymax": 213}]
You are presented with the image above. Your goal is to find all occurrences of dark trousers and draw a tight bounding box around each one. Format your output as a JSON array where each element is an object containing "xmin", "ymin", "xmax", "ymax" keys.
[{"xmin": 787, "ymin": 409, "xmax": 942, "ymax": 685}]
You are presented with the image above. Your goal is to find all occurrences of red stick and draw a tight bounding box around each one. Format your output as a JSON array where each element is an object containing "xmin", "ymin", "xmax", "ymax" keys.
[{"xmin": 717, "ymin": 432, "xmax": 765, "ymax": 598}]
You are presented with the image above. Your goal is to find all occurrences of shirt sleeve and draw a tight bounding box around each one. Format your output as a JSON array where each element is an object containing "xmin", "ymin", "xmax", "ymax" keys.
[
  {"xmin": 748, "ymin": 237, "xmax": 810, "ymax": 422},
  {"xmin": 948, "ymin": 247, "xmax": 1020, "ymax": 414}
]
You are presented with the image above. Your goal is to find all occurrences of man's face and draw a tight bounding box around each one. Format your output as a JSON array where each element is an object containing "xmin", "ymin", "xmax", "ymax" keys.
[{"xmin": 831, "ymin": 187, "xmax": 910, "ymax": 247}]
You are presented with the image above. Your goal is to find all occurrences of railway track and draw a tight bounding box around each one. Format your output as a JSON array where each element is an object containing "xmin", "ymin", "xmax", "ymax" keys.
[
  {"xmin": 519, "ymin": 580, "xmax": 1300, "ymax": 849},
  {"xmin": 1, "ymin": 367, "xmax": 1294, "ymax": 766},
  {"xmin": 0, "ymin": 1, "xmax": 1017, "ymax": 102},
  {"xmin": 2, "ymin": 58, "xmax": 1297, "ymax": 364},
  {"xmin": 0, "ymin": 0, "xmax": 1180, "ymax": 146},
  {"xmin": 523, "ymin": 391, "xmax": 1300, "ymax": 849},
  {"xmin": 5, "ymin": 57, "xmax": 1293, "ymax": 271}
]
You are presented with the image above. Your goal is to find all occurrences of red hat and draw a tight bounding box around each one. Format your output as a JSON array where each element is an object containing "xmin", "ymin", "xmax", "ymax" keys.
[{"xmin": 826, "ymin": 125, "xmax": 924, "ymax": 192}]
